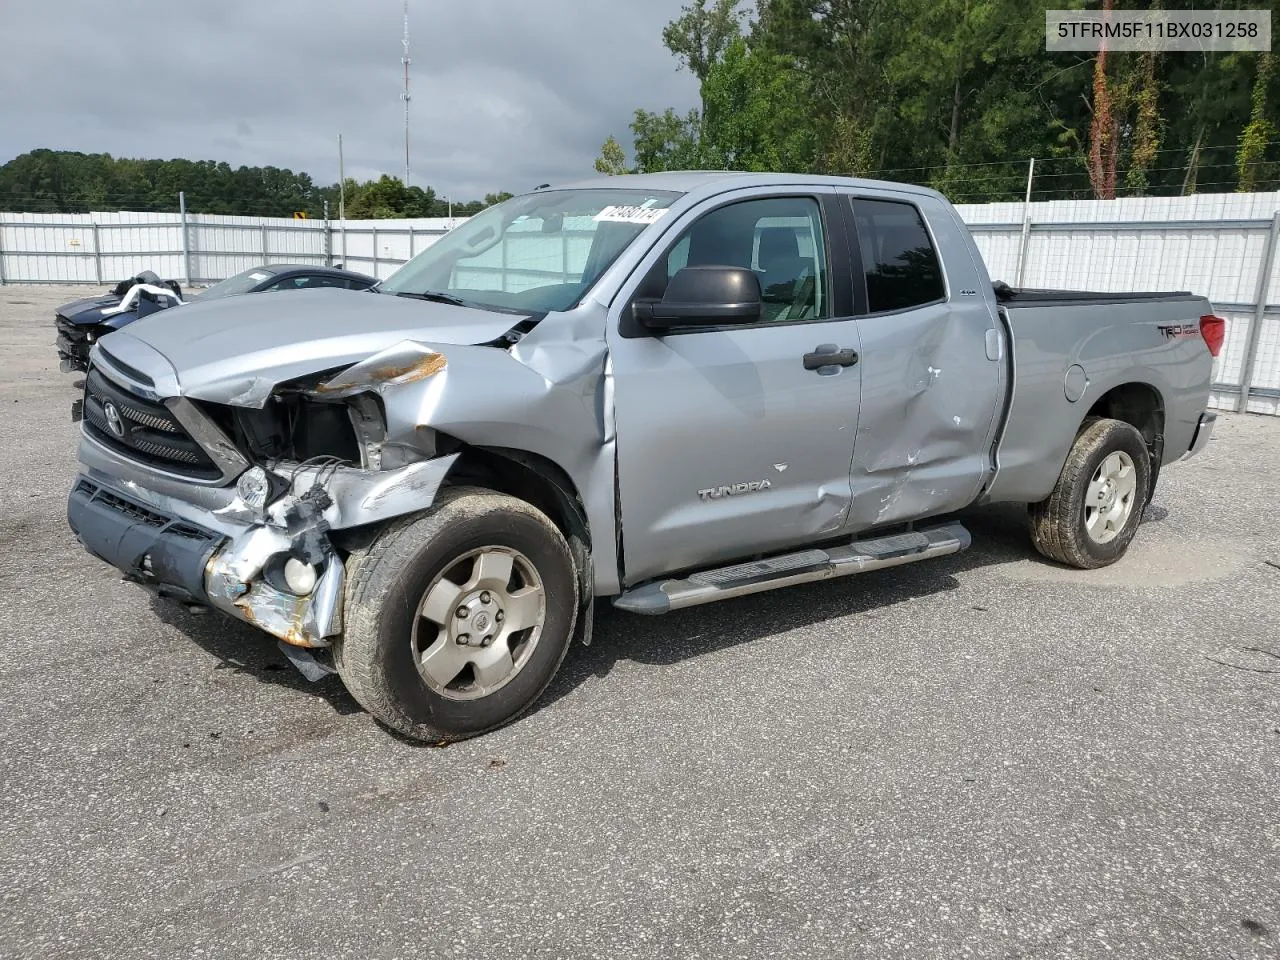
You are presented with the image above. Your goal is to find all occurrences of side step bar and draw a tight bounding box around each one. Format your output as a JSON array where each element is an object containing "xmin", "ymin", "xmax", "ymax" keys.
[{"xmin": 613, "ymin": 523, "xmax": 971, "ymax": 615}]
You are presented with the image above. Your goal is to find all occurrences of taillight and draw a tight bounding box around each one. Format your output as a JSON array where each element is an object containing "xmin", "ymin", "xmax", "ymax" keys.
[{"xmin": 1199, "ymin": 315, "xmax": 1225, "ymax": 358}]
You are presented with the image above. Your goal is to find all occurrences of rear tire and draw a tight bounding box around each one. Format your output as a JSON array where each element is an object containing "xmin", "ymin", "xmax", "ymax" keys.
[
  {"xmin": 334, "ymin": 487, "xmax": 578, "ymax": 742},
  {"xmin": 1029, "ymin": 418, "xmax": 1151, "ymax": 569}
]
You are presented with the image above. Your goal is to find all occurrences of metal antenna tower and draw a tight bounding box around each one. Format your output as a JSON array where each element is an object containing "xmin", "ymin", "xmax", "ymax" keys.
[{"xmin": 401, "ymin": 0, "xmax": 411, "ymax": 186}]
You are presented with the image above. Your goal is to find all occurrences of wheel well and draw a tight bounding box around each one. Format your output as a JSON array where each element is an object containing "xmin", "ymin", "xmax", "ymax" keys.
[
  {"xmin": 443, "ymin": 445, "xmax": 595, "ymax": 613},
  {"xmin": 1085, "ymin": 382, "xmax": 1165, "ymax": 498},
  {"xmin": 1086, "ymin": 383, "xmax": 1164, "ymax": 445},
  {"xmin": 443, "ymin": 445, "xmax": 590, "ymax": 549},
  {"xmin": 330, "ymin": 444, "xmax": 595, "ymax": 633}
]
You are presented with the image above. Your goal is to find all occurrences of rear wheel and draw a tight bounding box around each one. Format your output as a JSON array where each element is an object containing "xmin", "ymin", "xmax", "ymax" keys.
[
  {"xmin": 335, "ymin": 487, "xmax": 578, "ymax": 741},
  {"xmin": 1029, "ymin": 418, "xmax": 1151, "ymax": 569}
]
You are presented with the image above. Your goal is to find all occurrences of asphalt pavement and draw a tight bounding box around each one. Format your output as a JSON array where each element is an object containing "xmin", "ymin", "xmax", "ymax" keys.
[{"xmin": 1, "ymin": 285, "xmax": 1278, "ymax": 959}]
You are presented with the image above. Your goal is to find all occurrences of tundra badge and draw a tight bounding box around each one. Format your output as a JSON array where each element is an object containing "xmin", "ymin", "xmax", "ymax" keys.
[{"xmin": 698, "ymin": 480, "xmax": 773, "ymax": 501}]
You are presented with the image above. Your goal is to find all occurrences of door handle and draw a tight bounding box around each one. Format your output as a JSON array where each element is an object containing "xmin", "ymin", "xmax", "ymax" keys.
[{"xmin": 803, "ymin": 345, "xmax": 859, "ymax": 372}]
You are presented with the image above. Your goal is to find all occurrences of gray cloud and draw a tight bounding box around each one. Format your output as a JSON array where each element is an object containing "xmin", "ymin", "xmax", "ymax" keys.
[{"xmin": 0, "ymin": 0, "xmax": 699, "ymax": 202}]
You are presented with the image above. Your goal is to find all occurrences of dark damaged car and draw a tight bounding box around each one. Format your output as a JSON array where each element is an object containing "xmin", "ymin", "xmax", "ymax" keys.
[
  {"xmin": 55, "ymin": 264, "xmax": 376, "ymax": 372},
  {"xmin": 66, "ymin": 173, "xmax": 1222, "ymax": 741}
]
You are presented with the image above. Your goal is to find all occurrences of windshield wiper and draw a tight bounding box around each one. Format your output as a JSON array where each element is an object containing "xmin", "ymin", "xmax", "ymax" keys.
[
  {"xmin": 391, "ymin": 289, "xmax": 538, "ymax": 317},
  {"xmin": 393, "ymin": 290, "xmax": 472, "ymax": 308}
]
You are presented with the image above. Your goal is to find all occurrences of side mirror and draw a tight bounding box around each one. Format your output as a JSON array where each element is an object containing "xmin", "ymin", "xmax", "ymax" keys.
[{"xmin": 633, "ymin": 265, "xmax": 762, "ymax": 329}]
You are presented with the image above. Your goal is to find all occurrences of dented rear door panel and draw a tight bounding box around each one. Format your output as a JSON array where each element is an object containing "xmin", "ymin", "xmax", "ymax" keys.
[{"xmin": 838, "ymin": 190, "xmax": 1006, "ymax": 530}]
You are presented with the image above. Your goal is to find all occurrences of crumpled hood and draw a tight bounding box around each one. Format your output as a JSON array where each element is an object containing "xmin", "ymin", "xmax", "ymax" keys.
[
  {"xmin": 57, "ymin": 294, "xmax": 121, "ymax": 326},
  {"xmin": 98, "ymin": 288, "xmax": 521, "ymax": 406}
]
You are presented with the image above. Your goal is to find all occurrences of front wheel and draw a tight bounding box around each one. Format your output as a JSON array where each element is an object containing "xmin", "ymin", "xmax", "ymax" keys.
[
  {"xmin": 335, "ymin": 487, "xmax": 578, "ymax": 741},
  {"xmin": 1029, "ymin": 417, "xmax": 1152, "ymax": 569}
]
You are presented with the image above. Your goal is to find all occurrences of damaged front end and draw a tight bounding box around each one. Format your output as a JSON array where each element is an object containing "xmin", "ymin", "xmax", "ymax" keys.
[
  {"xmin": 70, "ymin": 341, "xmax": 459, "ymax": 649},
  {"xmin": 202, "ymin": 455, "xmax": 459, "ymax": 647}
]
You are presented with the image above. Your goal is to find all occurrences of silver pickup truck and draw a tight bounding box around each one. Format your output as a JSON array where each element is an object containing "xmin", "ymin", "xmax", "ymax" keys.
[{"xmin": 68, "ymin": 172, "xmax": 1222, "ymax": 740}]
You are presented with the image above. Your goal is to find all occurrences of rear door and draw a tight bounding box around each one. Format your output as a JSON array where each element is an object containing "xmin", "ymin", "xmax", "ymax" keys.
[
  {"xmin": 607, "ymin": 188, "xmax": 864, "ymax": 584},
  {"xmin": 838, "ymin": 192, "xmax": 1005, "ymax": 529}
]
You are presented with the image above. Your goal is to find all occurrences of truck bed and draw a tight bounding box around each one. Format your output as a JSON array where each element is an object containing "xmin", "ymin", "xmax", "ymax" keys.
[
  {"xmin": 993, "ymin": 283, "xmax": 1198, "ymax": 307},
  {"xmin": 985, "ymin": 287, "xmax": 1214, "ymax": 506}
]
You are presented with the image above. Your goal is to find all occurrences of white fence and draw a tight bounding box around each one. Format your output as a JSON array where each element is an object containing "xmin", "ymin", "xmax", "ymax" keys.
[
  {"xmin": 0, "ymin": 211, "xmax": 457, "ymax": 287},
  {"xmin": 956, "ymin": 192, "xmax": 1280, "ymax": 416},
  {"xmin": 2, "ymin": 193, "xmax": 1279, "ymax": 415}
]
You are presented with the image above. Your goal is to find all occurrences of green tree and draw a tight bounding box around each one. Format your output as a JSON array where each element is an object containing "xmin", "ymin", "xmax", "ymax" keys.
[
  {"xmin": 699, "ymin": 37, "xmax": 816, "ymax": 171},
  {"xmin": 346, "ymin": 175, "xmax": 408, "ymax": 218},
  {"xmin": 0, "ymin": 150, "xmax": 508, "ymax": 217},
  {"xmin": 660, "ymin": 0, "xmax": 747, "ymax": 147},
  {"xmin": 594, "ymin": 135, "xmax": 630, "ymax": 175},
  {"xmin": 615, "ymin": 0, "xmax": 1280, "ymax": 201},
  {"xmin": 662, "ymin": 1, "xmax": 747, "ymax": 95},
  {"xmin": 871, "ymin": 0, "xmax": 1060, "ymax": 199},
  {"xmin": 1124, "ymin": 50, "xmax": 1162, "ymax": 196},
  {"xmin": 751, "ymin": 0, "xmax": 899, "ymax": 176},
  {"xmin": 1237, "ymin": 52, "xmax": 1275, "ymax": 192},
  {"xmin": 630, "ymin": 108, "xmax": 704, "ymax": 172}
]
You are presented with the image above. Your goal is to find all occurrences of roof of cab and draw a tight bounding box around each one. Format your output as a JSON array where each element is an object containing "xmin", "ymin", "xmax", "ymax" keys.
[
  {"xmin": 553, "ymin": 171, "xmax": 758, "ymax": 193},
  {"xmin": 548, "ymin": 170, "xmax": 946, "ymax": 203}
]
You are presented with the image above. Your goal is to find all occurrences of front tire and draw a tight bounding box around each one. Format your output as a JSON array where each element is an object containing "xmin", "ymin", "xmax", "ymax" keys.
[
  {"xmin": 1029, "ymin": 418, "xmax": 1152, "ymax": 569},
  {"xmin": 334, "ymin": 487, "xmax": 578, "ymax": 741}
]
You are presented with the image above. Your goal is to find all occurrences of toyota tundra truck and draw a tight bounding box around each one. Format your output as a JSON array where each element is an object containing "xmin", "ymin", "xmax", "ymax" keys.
[{"xmin": 67, "ymin": 172, "xmax": 1223, "ymax": 741}]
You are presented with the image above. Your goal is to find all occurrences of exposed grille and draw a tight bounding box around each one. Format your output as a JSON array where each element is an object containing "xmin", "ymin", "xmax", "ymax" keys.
[
  {"xmin": 55, "ymin": 315, "xmax": 91, "ymax": 345},
  {"xmin": 116, "ymin": 402, "xmax": 180, "ymax": 433},
  {"xmin": 55, "ymin": 316, "xmax": 92, "ymax": 369},
  {"xmin": 131, "ymin": 437, "xmax": 204, "ymax": 464},
  {"xmin": 83, "ymin": 366, "xmax": 221, "ymax": 480}
]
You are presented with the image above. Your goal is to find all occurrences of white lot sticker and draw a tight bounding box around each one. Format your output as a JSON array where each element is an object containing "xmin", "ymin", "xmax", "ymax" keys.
[
  {"xmin": 594, "ymin": 205, "xmax": 669, "ymax": 225},
  {"xmin": 248, "ymin": 272, "xmax": 270, "ymax": 282}
]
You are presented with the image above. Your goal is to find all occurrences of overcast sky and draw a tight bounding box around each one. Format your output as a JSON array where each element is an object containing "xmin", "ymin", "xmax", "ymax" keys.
[{"xmin": 0, "ymin": 0, "xmax": 700, "ymax": 200}]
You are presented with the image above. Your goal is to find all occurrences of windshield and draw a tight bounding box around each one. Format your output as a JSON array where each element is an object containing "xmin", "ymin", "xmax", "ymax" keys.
[
  {"xmin": 198, "ymin": 267, "xmax": 278, "ymax": 300},
  {"xmin": 379, "ymin": 188, "xmax": 682, "ymax": 314}
]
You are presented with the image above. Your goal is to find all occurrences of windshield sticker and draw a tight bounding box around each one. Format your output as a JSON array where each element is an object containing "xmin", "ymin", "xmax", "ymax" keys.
[
  {"xmin": 248, "ymin": 272, "xmax": 270, "ymax": 282},
  {"xmin": 594, "ymin": 205, "xmax": 669, "ymax": 225}
]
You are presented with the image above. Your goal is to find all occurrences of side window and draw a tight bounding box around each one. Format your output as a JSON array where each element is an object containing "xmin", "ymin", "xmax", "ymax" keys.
[
  {"xmin": 295, "ymin": 274, "xmax": 345, "ymax": 290},
  {"xmin": 852, "ymin": 199, "xmax": 945, "ymax": 313},
  {"xmin": 265, "ymin": 275, "xmax": 343, "ymax": 292},
  {"xmin": 660, "ymin": 196, "xmax": 829, "ymax": 322},
  {"xmin": 666, "ymin": 235, "xmax": 690, "ymax": 279}
]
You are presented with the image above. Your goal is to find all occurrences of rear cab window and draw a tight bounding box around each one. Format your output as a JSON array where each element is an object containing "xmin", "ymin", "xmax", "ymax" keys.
[{"xmin": 851, "ymin": 199, "xmax": 945, "ymax": 313}]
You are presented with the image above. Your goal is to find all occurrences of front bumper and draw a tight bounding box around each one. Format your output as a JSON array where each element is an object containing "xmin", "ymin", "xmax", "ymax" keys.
[
  {"xmin": 56, "ymin": 332, "xmax": 91, "ymax": 373},
  {"xmin": 67, "ymin": 448, "xmax": 459, "ymax": 648},
  {"xmin": 68, "ymin": 477, "xmax": 222, "ymax": 603},
  {"xmin": 55, "ymin": 317, "xmax": 95, "ymax": 373},
  {"xmin": 1183, "ymin": 411, "xmax": 1217, "ymax": 460}
]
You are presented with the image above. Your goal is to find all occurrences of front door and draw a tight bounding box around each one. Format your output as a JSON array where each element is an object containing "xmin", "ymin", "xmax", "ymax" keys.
[{"xmin": 607, "ymin": 191, "xmax": 864, "ymax": 585}]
